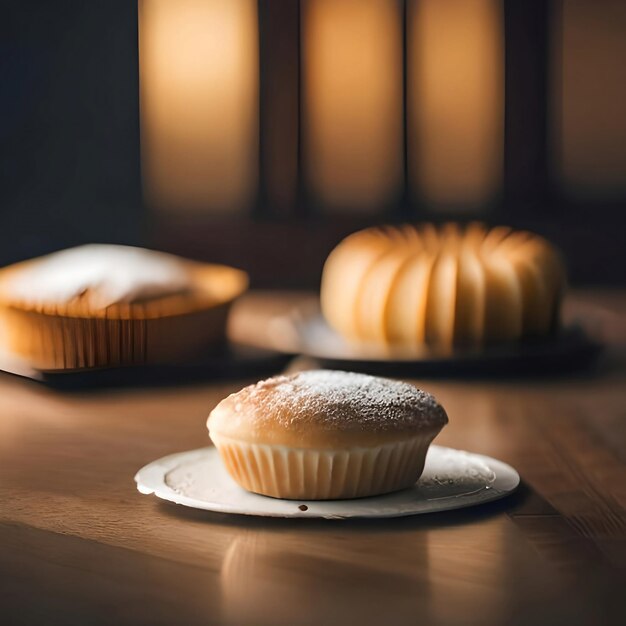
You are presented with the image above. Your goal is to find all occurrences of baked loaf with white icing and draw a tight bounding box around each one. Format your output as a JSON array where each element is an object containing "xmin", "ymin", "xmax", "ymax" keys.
[
  {"xmin": 0, "ymin": 244, "xmax": 248, "ymax": 370},
  {"xmin": 208, "ymin": 370, "xmax": 448, "ymax": 500},
  {"xmin": 321, "ymin": 223, "xmax": 565, "ymax": 351}
]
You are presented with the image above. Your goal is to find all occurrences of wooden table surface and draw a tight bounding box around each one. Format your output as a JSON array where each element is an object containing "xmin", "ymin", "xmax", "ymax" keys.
[{"xmin": 1, "ymin": 291, "xmax": 625, "ymax": 626}]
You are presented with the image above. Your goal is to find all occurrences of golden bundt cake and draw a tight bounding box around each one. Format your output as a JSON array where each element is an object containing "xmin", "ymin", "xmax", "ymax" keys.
[{"xmin": 320, "ymin": 223, "xmax": 565, "ymax": 351}]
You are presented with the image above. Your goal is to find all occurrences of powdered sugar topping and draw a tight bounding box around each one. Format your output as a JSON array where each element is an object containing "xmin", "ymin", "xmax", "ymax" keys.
[
  {"xmin": 226, "ymin": 370, "xmax": 448, "ymax": 433},
  {"xmin": 2, "ymin": 244, "xmax": 192, "ymax": 309}
]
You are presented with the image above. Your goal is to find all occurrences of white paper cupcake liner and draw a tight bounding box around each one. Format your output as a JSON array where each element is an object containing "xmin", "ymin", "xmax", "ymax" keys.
[{"xmin": 210, "ymin": 433, "xmax": 437, "ymax": 500}]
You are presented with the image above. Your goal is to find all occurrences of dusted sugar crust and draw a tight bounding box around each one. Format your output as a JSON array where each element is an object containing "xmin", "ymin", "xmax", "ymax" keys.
[
  {"xmin": 0, "ymin": 244, "xmax": 248, "ymax": 320},
  {"xmin": 207, "ymin": 370, "xmax": 448, "ymax": 449},
  {"xmin": 320, "ymin": 222, "xmax": 566, "ymax": 350},
  {"xmin": 0, "ymin": 244, "xmax": 192, "ymax": 310}
]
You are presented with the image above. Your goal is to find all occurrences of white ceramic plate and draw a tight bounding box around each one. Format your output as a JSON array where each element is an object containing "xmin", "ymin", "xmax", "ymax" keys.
[{"xmin": 135, "ymin": 445, "xmax": 519, "ymax": 519}]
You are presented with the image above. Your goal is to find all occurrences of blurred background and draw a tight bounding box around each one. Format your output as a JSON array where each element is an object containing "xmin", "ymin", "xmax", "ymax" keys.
[{"xmin": 1, "ymin": 0, "xmax": 625, "ymax": 287}]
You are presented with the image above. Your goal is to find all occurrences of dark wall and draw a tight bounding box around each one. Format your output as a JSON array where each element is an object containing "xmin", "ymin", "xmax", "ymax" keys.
[
  {"xmin": 0, "ymin": 0, "xmax": 142, "ymax": 266},
  {"xmin": 0, "ymin": 1, "xmax": 624, "ymax": 287}
]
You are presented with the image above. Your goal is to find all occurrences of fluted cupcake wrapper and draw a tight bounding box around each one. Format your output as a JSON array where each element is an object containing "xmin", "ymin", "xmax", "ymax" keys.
[
  {"xmin": 0, "ymin": 303, "xmax": 231, "ymax": 371},
  {"xmin": 210, "ymin": 434, "xmax": 436, "ymax": 500}
]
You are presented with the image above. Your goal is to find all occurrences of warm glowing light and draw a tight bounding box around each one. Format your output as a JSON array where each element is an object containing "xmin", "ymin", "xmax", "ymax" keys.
[
  {"xmin": 139, "ymin": 0, "xmax": 258, "ymax": 214},
  {"xmin": 303, "ymin": 0, "xmax": 403, "ymax": 213},
  {"xmin": 409, "ymin": 0, "xmax": 503, "ymax": 210},
  {"xmin": 556, "ymin": 0, "xmax": 626, "ymax": 197}
]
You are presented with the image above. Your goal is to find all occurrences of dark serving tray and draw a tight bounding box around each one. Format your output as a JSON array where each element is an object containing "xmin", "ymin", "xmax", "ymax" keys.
[
  {"xmin": 244, "ymin": 307, "xmax": 603, "ymax": 378},
  {"xmin": 0, "ymin": 342, "xmax": 291, "ymax": 390}
]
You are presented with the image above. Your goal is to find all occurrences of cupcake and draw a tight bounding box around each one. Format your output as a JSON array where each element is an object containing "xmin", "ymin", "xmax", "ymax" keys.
[
  {"xmin": 320, "ymin": 222, "xmax": 565, "ymax": 352},
  {"xmin": 207, "ymin": 370, "xmax": 448, "ymax": 500},
  {"xmin": 0, "ymin": 244, "xmax": 248, "ymax": 370}
]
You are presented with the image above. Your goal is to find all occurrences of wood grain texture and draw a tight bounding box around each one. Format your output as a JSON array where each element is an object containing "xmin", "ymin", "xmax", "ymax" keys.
[{"xmin": 1, "ymin": 291, "xmax": 625, "ymax": 626}]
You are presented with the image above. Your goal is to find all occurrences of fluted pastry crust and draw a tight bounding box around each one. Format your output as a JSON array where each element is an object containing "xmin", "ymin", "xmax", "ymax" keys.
[{"xmin": 321, "ymin": 223, "xmax": 565, "ymax": 350}]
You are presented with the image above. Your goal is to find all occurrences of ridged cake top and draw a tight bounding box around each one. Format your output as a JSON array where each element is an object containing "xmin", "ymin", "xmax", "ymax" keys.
[
  {"xmin": 208, "ymin": 370, "xmax": 448, "ymax": 448},
  {"xmin": 320, "ymin": 222, "xmax": 565, "ymax": 351},
  {"xmin": 0, "ymin": 244, "xmax": 192, "ymax": 310}
]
